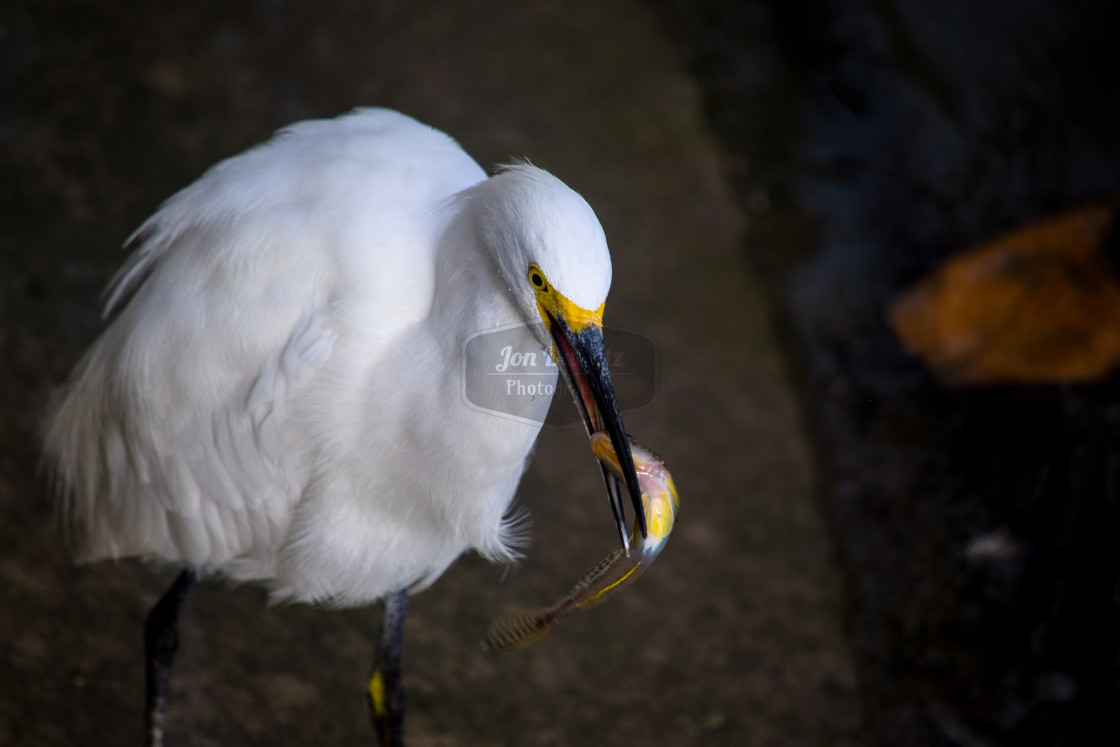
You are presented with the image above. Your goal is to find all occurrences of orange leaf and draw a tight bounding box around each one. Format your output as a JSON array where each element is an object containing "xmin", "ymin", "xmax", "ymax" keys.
[{"xmin": 889, "ymin": 203, "xmax": 1120, "ymax": 385}]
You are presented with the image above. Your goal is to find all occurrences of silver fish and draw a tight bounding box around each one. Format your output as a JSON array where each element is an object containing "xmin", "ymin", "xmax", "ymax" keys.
[{"xmin": 484, "ymin": 433, "xmax": 679, "ymax": 653}]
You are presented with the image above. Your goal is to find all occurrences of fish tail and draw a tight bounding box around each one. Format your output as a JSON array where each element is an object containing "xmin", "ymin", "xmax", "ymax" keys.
[{"xmin": 483, "ymin": 607, "xmax": 559, "ymax": 653}]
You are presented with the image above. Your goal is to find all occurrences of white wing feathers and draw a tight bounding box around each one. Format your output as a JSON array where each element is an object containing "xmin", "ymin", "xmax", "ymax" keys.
[
  {"xmin": 49, "ymin": 212, "xmax": 335, "ymax": 567},
  {"xmin": 45, "ymin": 108, "xmax": 487, "ymax": 574}
]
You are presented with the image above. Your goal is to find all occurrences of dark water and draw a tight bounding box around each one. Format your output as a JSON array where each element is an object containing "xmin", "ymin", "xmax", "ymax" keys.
[{"xmin": 663, "ymin": 0, "xmax": 1120, "ymax": 744}]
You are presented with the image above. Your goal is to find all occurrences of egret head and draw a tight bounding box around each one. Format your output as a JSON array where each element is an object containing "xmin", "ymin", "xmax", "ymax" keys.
[
  {"xmin": 469, "ymin": 163, "xmax": 648, "ymax": 547},
  {"xmin": 470, "ymin": 163, "xmax": 610, "ymax": 325}
]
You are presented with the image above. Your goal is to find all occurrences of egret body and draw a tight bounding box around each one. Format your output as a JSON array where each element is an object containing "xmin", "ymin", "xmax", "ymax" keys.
[{"xmin": 44, "ymin": 108, "xmax": 644, "ymax": 746}]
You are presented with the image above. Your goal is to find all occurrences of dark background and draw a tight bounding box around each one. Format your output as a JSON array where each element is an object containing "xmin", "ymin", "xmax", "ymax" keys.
[{"xmin": 3, "ymin": 0, "xmax": 1119, "ymax": 745}]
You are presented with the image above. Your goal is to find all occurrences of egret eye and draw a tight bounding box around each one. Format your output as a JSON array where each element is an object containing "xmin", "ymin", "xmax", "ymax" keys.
[{"xmin": 528, "ymin": 265, "xmax": 547, "ymax": 292}]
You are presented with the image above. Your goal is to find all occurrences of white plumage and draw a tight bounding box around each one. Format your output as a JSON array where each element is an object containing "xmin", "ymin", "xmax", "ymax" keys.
[{"xmin": 45, "ymin": 108, "xmax": 616, "ymax": 607}]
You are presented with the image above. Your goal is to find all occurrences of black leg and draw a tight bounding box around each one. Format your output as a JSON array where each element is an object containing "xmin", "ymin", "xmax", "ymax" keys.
[
  {"xmin": 144, "ymin": 569, "xmax": 197, "ymax": 747},
  {"xmin": 368, "ymin": 589, "xmax": 409, "ymax": 747}
]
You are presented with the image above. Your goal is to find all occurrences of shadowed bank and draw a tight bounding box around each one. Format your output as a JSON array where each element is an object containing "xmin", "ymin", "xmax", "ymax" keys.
[{"xmin": 1, "ymin": 1, "xmax": 857, "ymax": 746}]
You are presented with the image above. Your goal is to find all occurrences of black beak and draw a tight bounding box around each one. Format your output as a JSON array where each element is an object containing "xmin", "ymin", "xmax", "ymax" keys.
[{"xmin": 547, "ymin": 314, "xmax": 647, "ymax": 553}]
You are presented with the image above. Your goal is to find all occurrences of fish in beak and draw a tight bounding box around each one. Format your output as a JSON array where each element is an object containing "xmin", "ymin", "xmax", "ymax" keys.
[{"xmin": 484, "ymin": 432, "xmax": 679, "ymax": 653}]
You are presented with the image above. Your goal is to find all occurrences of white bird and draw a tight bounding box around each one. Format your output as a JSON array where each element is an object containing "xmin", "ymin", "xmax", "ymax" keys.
[{"xmin": 43, "ymin": 108, "xmax": 645, "ymax": 747}]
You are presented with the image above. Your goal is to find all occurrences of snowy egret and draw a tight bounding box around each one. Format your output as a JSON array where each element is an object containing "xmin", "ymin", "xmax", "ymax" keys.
[{"xmin": 44, "ymin": 108, "xmax": 646, "ymax": 747}]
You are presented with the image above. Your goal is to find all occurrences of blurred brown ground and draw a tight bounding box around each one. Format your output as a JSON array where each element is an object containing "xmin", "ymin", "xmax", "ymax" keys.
[{"xmin": 0, "ymin": 2, "xmax": 859, "ymax": 744}]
